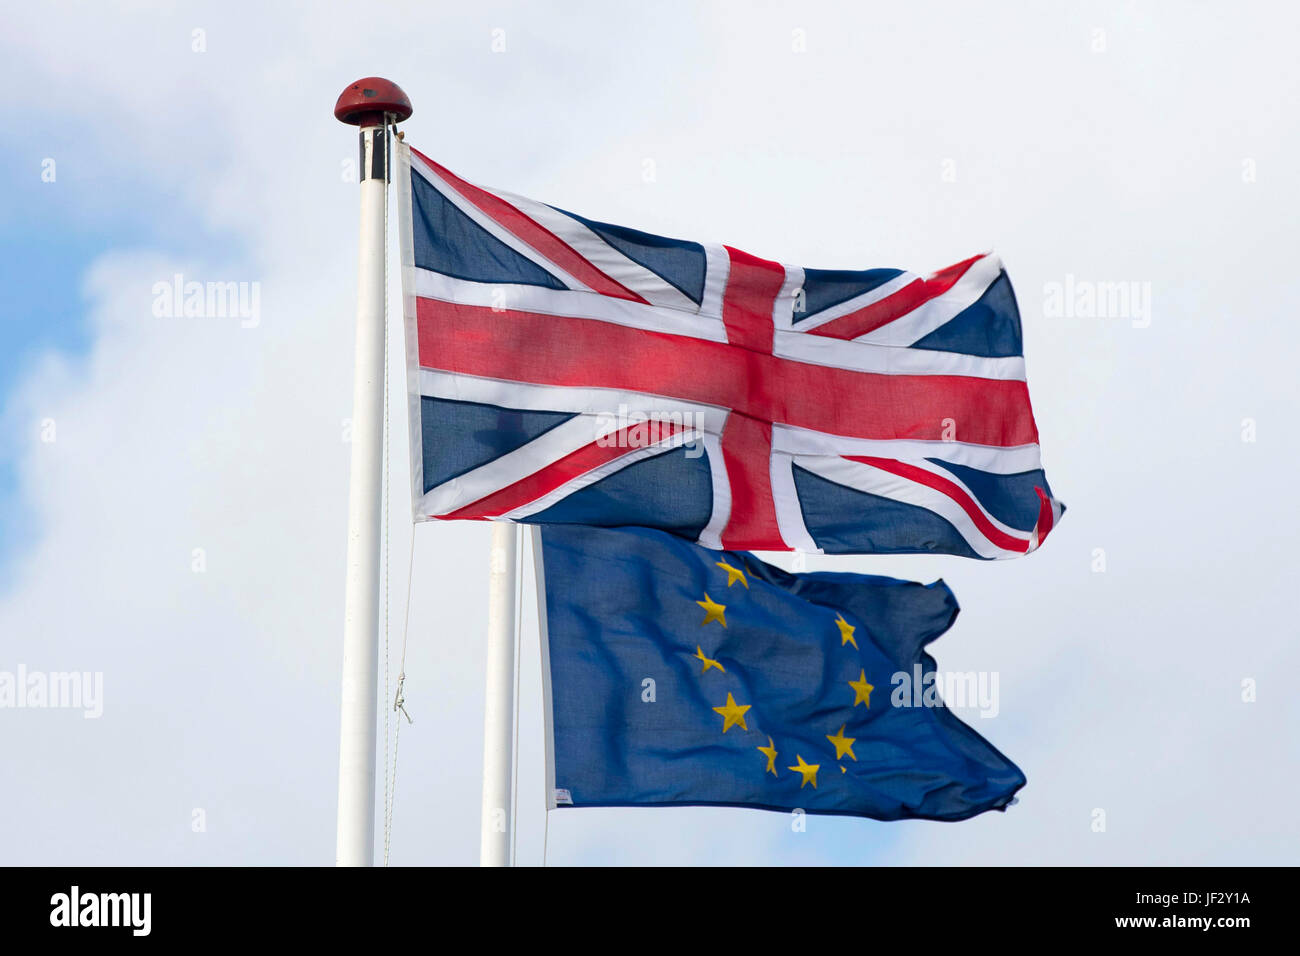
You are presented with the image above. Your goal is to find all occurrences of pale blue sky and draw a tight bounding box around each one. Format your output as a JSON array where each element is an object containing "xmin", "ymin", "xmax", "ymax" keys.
[{"xmin": 0, "ymin": 120, "xmax": 241, "ymax": 582}]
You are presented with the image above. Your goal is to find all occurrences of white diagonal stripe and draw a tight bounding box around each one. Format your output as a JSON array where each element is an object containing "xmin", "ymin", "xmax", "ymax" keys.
[
  {"xmin": 492, "ymin": 188, "xmax": 702, "ymax": 313},
  {"xmin": 793, "ymin": 455, "xmax": 1028, "ymax": 559},
  {"xmin": 854, "ymin": 253, "xmax": 1004, "ymax": 347},
  {"xmin": 794, "ymin": 270, "xmax": 918, "ymax": 331},
  {"xmin": 417, "ymin": 415, "xmax": 619, "ymax": 517},
  {"xmin": 410, "ymin": 151, "xmax": 589, "ymax": 293},
  {"xmin": 500, "ymin": 432, "xmax": 697, "ymax": 521}
]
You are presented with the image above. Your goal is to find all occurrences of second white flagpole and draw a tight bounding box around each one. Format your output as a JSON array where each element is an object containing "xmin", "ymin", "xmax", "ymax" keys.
[{"xmin": 480, "ymin": 522, "xmax": 518, "ymax": 866}]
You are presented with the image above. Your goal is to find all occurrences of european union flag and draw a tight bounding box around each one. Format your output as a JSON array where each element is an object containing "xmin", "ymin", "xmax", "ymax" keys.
[{"xmin": 538, "ymin": 525, "xmax": 1025, "ymax": 821}]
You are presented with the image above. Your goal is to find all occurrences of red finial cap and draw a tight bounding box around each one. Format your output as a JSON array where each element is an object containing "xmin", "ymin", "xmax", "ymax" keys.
[{"xmin": 334, "ymin": 77, "xmax": 413, "ymax": 127}]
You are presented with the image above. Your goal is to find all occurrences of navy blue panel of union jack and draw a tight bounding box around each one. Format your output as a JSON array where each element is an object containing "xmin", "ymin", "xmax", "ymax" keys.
[{"xmin": 396, "ymin": 143, "xmax": 1064, "ymax": 558}]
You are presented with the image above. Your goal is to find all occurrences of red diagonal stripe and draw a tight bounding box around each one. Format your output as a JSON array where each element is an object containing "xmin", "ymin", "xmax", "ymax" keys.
[
  {"xmin": 439, "ymin": 422, "xmax": 684, "ymax": 519},
  {"xmin": 416, "ymin": 298, "xmax": 1039, "ymax": 448},
  {"xmin": 845, "ymin": 456, "xmax": 1029, "ymax": 553},
  {"xmin": 411, "ymin": 147, "xmax": 648, "ymax": 305},
  {"xmin": 805, "ymin": 254, "xmax": 985, "ymax": 341}
]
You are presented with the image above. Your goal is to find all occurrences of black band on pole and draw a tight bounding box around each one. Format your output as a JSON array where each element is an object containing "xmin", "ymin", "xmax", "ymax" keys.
[{"xmin": 359, "ymin": 126, "xmax": 387, "ymax": 184}]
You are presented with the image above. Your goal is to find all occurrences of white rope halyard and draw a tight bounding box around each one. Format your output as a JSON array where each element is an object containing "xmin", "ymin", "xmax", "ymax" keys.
[
  {"xmin": 384, "ymin": 534, "xmax": 416, "ymax": 866},
  {"xmin": 380, "ymin": 115, "xmax": 417, "ymax": 866}
]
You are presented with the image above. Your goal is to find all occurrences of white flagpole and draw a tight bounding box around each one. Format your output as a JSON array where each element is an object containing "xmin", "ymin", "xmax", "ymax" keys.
[
  {"xmin": 333, "ymin": 78, "xmax": 412, "ymax": 867},
  {"xmin": 480, "ymin": 522, "xmax": 518, "ymax": 866}
]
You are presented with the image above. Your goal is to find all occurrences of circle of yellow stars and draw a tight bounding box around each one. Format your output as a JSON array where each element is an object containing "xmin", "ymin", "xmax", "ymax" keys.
[{"xmin": 690, "ymin": 557, "xmax": 876, "ymax": 792}]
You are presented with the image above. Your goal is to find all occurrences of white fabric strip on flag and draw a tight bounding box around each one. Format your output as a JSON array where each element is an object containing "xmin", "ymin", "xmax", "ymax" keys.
[
  {"xmin": 413, "ymin": 267, "xmax": 728, "ymax": 343},
  {"xmin": 773, "ymin": 265, "xmax": 805, "ymax": 332},
  {"xmin": 772, "ymin": 329, "xmax": 1027, "ymax": 380},
  {"xmin": 792, "ymin": 454, "xmax": 1030, "ymax": 559},
  {"xmin": 769, "ymin": 451, "xmax": 821, "ymax": 552},
  {"xmin": 793, "ymin": 270, "xmax": 919, "ymax": 332},
  {"xmin": 699, "ymin": 243, "xmax": 731, "ymax": 321},
  {"xmin": 395, "ymin": 141, "xmax": 426, "ymax": 520},
  {"xmin": 491, "ymin": 187, "xmax": 703, "ymax": 314},
  {"xmin": 416, "ymin": 414, "xmax": 627, "ymax": 517},
  {"xmin": 500, "ymin": 432, "xmax": 699, "ymax": 522},
  {"xmin": 417, "ymin": 368, "xmax": 731, "ymax": 434},
  {"xmin": 771, "ymin": 424, "xmax": 1043, "ymax": 474},
  {"xmin": 696, "ymin": 432, "xmax": 732, "ymax": 551},
  {"xmin": 409, "ymin": 151, "xmax": 591, "ymax": 294},
  {"xmin": 530, "ymin": 525, "xmax": 559, "ymax": 813}
]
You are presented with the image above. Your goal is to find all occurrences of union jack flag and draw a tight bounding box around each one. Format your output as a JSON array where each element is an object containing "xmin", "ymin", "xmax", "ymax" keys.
[{"xmin": 397, "ymin": 144, "xmax": 1063, "ymax": 558}]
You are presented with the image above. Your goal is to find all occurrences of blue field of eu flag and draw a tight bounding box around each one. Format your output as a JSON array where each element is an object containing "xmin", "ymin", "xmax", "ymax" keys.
[{"xmin": 537, "ymin": 525, "xmax": 1025, "ymax": 821}]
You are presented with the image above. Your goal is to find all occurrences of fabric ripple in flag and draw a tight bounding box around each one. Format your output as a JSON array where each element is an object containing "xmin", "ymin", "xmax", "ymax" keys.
[
  {"xmin": 397, "ymin": 143, "xmax": 1064, "ymax": 558},
  {"xmin": 537, "ymin": 524, "xmax": 1026, "ymax": 821}
]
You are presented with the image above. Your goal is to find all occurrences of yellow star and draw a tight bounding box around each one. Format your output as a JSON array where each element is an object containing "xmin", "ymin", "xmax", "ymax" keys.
[
  {"xmin": 696, "ymin": 593, "xmax": 727, "ymax": 627},
  {"xmin": 788, "ymin": 754, "xmax": 820, "ymax": 789},
  {"xmin": 716, "ymin": 560, "xmax": 749, "ymax": 589},
  {"xmin": 694, "ymin": 645, "xmax": 725, "ymax": 674},
  {"xmin": 849, "ymin": 669, "xmax": 874, "ymax": 707},
  {"xmin": 826, "ymin": 724, "xmax": 857, "ymax": 761},
  {"xmin": 712, "ymin": 692, "xmax": 751, "ymax": 733},
  {"xmin": 835, "ymin": 613, "xmax": 857, "ymax": 649},
  {"xmin": 757, "ymin": 736, "xmax": 778, "ymax": 775}
]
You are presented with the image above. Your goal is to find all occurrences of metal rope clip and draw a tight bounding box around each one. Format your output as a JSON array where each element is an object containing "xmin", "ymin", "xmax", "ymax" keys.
[{"xmin": 393, "ymin": 671, "xmax": 413, "ymax": 725}]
